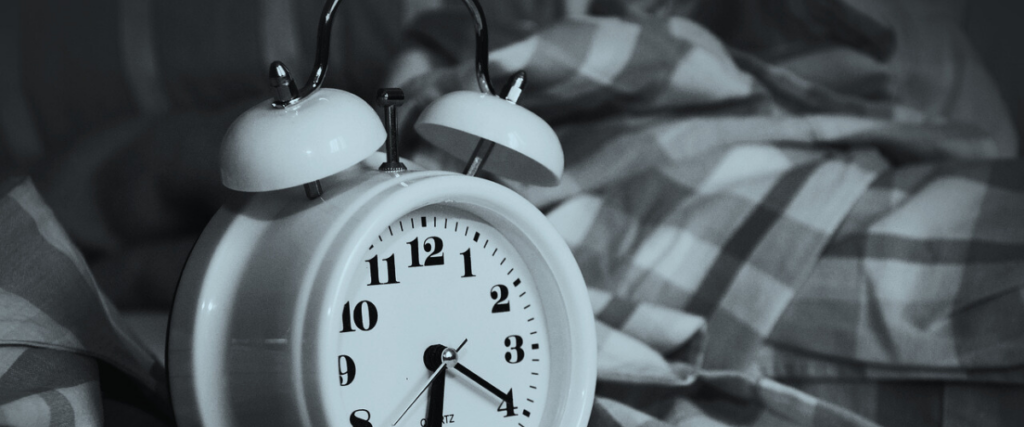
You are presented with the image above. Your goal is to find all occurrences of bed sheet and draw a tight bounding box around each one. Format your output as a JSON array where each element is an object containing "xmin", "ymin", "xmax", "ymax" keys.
[{"xmin": 3, "ymin": 0, "xmax": 1024, "ymax": 426}]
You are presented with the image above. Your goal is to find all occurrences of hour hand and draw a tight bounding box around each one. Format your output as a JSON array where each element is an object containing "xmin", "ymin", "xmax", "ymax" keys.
[
  {"xmin": 425, "ymin": 366, "xmax": 446, "ymax": 427},
  {"xmin": 394, "ymin": 341, "xmax": 466, "ymax": 426}
]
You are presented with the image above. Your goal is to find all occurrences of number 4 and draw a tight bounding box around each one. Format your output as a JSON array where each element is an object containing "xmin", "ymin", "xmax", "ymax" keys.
[{"xmin": 497, "ymin": 389, "xmax": 517, "ymax": 417}]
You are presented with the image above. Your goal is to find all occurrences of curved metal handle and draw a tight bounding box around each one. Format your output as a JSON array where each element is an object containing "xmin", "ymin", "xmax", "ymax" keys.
[
  {"xmin": 459, "ymin": 0, "xmax": 496, "ymax": 96},
  {"xmin": 270, "ymin": 0, "xmax": 496, "ymax": 106},
  {"xmin": 270, "ymin": 0, "xmax": 343, "ymax": 108}
]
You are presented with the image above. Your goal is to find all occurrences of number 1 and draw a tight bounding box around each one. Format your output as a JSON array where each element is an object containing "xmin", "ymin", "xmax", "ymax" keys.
[{"xmin": 461, "ymin": 249, "xmax": 475, "ymax": 278}]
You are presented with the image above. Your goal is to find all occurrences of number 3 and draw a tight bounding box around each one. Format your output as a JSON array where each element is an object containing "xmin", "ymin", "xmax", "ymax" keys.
[{"xmin": 504, "ymin": 335, "xmax": 524, "ymax": 364}]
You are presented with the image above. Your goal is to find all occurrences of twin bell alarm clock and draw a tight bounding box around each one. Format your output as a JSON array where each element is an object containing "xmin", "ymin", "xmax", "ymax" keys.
[{"xmin": 166, "ymin": 1, "xmax": 597, "ymax": 426}]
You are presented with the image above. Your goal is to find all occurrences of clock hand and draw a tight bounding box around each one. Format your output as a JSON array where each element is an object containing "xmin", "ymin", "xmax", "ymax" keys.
[
  {"xmin": 392, "ymin": 362, "xmax": 445, "ymax": 426},
  {"xmin": 425, "ymin": 366, "xmax": 446, "ymax": 427},
  {"xmin": 392, "ymin": 340, "xmax": 466, "ymax": 426},
  {"xmin": 452, "ymin": 363, "xmax": 509, "ymax": 401},
  {"xmin": 452, "ymin": 363, "xmax": 519, "ymax": 417}
]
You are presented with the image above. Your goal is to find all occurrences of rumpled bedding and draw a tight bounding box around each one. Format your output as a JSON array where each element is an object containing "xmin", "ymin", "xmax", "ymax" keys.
[{"xmin": 3, "ymin": 0, "xmax": 1024, "ymax": 426}]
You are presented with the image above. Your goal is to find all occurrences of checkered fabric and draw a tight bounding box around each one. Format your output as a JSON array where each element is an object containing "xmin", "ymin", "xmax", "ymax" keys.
[
  {"xmin": 0, "ymin": 177, "xmax": 170, "ymax": 426},
  {"xmin": 394, "ymin": 10, "xmax": 1024, "ymax": 427},
  {"xmin": 3, "ymin": 4, "xmax": 1024, "ymax": 427}
]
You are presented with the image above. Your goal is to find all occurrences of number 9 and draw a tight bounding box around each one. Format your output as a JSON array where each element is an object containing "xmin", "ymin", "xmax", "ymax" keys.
[{"xmin": 338, "ymin": 355, "xmax": 356, "ymax": 386}]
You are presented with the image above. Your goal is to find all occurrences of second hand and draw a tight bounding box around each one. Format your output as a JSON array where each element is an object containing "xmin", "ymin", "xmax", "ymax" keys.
[
  {"xmin": 393, "ymin": 364, "xmax": 445, "ymax": 426},
  {"xmin": 392, "ymin": 339, "xmax": 468, "ymax": 426}
]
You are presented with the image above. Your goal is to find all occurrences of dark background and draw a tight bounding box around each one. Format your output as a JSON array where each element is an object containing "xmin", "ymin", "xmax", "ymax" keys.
[
  {"xmin": 965, "ymin": 0, "xmax": 1024, "ymax": 152},
  {"xmin": 0, "ymin": 0, "xmax": 1020, "ymax": 310}
]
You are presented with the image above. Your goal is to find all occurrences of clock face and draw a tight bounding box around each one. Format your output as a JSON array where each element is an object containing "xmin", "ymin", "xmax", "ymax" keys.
[{"xmin": 334, "ymin": 204, "xmax": 552, "ymax": 427}]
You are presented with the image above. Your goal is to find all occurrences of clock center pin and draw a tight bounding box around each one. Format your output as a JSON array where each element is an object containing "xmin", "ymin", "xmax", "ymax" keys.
[
  {"xmin": 441, "ymin": 348, "xmax": 458, "ymax": 369},
  {"xmin": 423, "ymin": 343, "xmax": 461, "ymax": 372}
]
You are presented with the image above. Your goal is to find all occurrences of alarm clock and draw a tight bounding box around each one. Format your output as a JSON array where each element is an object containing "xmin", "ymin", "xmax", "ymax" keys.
[{"xmin": 165, "ymin": 1, "xmax": 596, "ymax": 427}]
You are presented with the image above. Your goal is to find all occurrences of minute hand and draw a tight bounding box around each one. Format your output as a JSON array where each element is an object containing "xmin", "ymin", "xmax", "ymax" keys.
[{"xmin": 453, "ymin": 363, "xmax": 509, "ymax": 400}]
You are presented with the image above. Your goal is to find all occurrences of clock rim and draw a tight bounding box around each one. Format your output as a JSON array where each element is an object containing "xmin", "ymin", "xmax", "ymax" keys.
[{"xmin": 168, "ymin": 170, "xmax": 596, "ymax": 427}]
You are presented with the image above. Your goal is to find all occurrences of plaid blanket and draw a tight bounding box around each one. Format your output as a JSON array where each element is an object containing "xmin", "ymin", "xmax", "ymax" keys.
[
  {"xmin": 393, "ymin": 5, "xmax": 1024, "ymax": 427},
  {"xmin": 0, "ymin": 177, "xmax": 170, "ymax": 426},
  {"xmin": 3, "ymin": 1, "xmax": 1024, "ymax": 427}
]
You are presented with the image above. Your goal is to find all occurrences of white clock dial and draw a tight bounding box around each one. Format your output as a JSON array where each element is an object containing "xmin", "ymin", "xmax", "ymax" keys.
[
  {"xmin": 170, "ymin": 172, "xmax": 595, "ymax": 427},
  {"xmin": 335, "ymin": 205, "xmax": 551, "ymax": 427}
]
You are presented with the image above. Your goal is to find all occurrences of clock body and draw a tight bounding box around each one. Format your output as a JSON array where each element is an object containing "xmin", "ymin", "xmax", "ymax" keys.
[{"xmin": 167, "ymin": 165, "xmax": 597, "ymax": 427}]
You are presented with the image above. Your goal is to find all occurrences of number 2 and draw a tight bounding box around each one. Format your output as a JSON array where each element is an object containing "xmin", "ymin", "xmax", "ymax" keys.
[{"xmin": 490, "ymin": 284, "xmax": 510, "ymax": 313}]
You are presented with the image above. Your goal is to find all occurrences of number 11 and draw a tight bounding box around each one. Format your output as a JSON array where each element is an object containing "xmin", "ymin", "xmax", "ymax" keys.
[{"xmin": 366, "ymin": 254, "xmax": 398, "ymax": 285}]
